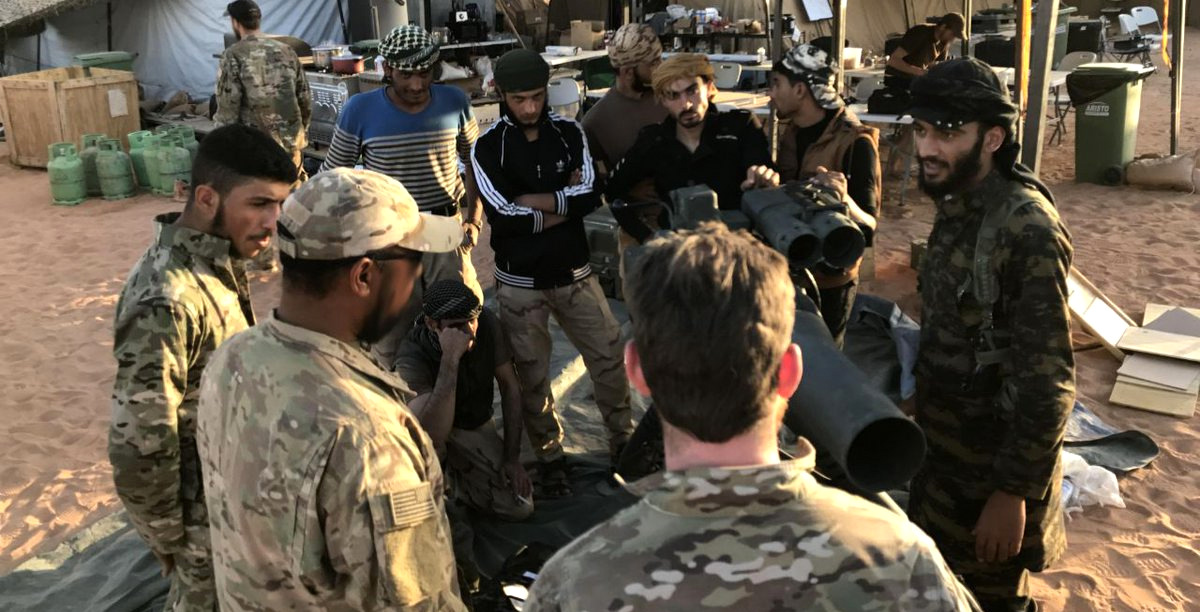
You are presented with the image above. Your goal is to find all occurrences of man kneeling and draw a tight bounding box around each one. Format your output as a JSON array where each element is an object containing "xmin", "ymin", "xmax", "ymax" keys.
[
  {"xmin": 395, "ymin": 279, "xmax": 534, "ymax": 521},
  {"xmin": 525, "ymin": 223, "xmax": 978, "ymax": 611}
]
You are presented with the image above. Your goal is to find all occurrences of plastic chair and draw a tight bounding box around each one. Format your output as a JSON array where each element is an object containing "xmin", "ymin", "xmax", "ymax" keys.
[
  {"xmin": 1048, "ymin": 52, "xmax": 1096, "ymax": 146},
  {"xmin": 713, "ymin": 62, "xmax": 743, "ymax": 90},
  {"xmin": 1106, "ymin": 15, "xmax": 1154, "ymax": 66},
  {"xmin": 548, "ymin": 77, "xmax": 582, "ymax": 120},
  {"xmin": 1129, "ymin": 6, "xmax": 1167, "ymax": 45}
]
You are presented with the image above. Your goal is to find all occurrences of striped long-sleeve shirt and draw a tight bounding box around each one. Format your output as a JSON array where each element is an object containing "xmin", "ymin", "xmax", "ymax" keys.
[{"xmin": 319, "ymin": 86, "xmax": 479, "ymax": 212}]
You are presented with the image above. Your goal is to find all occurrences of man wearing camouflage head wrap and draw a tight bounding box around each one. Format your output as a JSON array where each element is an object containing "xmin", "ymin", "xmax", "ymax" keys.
[
  {"xmin": 525, "ymin": 223, "xmax": 978, "ymax": 611},
  {"xmin": 197, "ymin": 168, "xmax": 467, "ymax": 611},
  {"xmin": 768, "ymin": 43, "xmax": 880, "ymax": 347},
  {"xmin": 581, "ymin": 23, "xmax": 667, "ymax": 175},
  {"xmin": 906, "ymin": 57, "xmax": 1074, "ymax": 612},
  {"xmin": 320, "ymin": 24, "xmax": 484, "ymax": 364}
]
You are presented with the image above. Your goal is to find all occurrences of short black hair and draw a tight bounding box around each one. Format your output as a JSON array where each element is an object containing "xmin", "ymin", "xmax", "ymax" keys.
[{"xmin": 188, "ymin": 124, "xmax": 296, "ymax": 206}]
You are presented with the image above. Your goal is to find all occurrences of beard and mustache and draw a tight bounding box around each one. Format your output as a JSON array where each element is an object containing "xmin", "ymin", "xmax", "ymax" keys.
[{"xmin": 918, "ymin": 133, "xmax": 986, "ymax": 199}]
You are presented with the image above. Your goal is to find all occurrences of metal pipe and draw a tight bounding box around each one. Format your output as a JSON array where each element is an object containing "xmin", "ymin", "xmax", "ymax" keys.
[
  {"xmin": 1170, "ymin": 0, "xmax": 1188, "ymax": 154},
  {"xmin": 831, "ymin": 0, "xmax": 846, "ymax": 94},
  {"xmin": 962, "ymin": 0, "xmax": 974, "ymax": 57},
  {"xmin": 107, "ymin": 2, "xmax": 113, "ymax": 52}
]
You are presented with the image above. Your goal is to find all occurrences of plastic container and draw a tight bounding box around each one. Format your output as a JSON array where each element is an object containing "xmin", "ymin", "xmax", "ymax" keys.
[
  {"xmin": 74, "ymin": 51, "xmax": 136, "ymax": 71},
  {"xmin": 79, "ymin": 133, "xmax": 106, "ymax": 197},
  {"xmin": 127, "ymin": 130, "xmax": 153, "ymax": 188},
  {"xmin": 47, "ymin": 142, "xmax": 86, "ymax": 206},
  {"xmin": 1070, "ymin": 63, "xmax": 1156, "ymax": 184},
  {"xmin": 97, "ymin": 138, "xmax": 136, "ymax": 200}
]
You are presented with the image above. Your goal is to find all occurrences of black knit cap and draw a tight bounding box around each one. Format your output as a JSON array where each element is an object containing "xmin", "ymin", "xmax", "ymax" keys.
[
  {"xmin": 909, "ymin": 57, "xmax": 1054, "ymax": 204},
  {"xmin": 224, "ymin": 1, "xmax": 261, "ymax": 23},
  {"xmin": 422, "ymin": 280, "xmax": 482, "ymax": 321},
  {"xmin": 493, "ymin": 49, "xmax": 550, "ymax": 93}
]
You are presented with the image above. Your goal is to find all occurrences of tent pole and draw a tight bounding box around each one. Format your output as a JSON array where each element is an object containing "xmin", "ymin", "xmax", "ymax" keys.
[
  {"xmin": 1013, "ymin": 0, "xmax": 1028, "ymax": 144},
  {"xmin": 831, "ymin": 0, "xmax": 846, "ymax": 94},
  {"xmin": 335, "ymin": 0, "xmax": 350, "ymax": 44},
  {"xmin": 1169, "ymin": 0, "xmax": 1187, "ymax": 154},
  {"xmin": 107, "ymin": 2, "xmax": 113, "ymax": 52},
  {"xmin": 962, "ymin": 0, "xmax": 973, "ymax": 57},
  {"xmin": 1021, "ymin": 0, "xmax": 1059, "ymax": 174},
  {"xmin": 769, "ymin": 0, "xmax": 783, "ymax": 162}
]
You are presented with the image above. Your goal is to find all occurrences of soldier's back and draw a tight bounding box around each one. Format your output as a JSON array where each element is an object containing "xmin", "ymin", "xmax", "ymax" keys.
[
  {"xmin": 525, "ymin": 460, "xmax": 977, "ymax": 611},
  {"xmin": 218, "ymin": 36, "xmax": 306, "ymax": 149}
]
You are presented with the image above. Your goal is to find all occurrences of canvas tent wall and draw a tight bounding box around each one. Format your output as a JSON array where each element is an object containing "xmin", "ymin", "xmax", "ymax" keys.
[{"xmin": 1, "ymin": 0, "xmax": 343, "ymax": 101}]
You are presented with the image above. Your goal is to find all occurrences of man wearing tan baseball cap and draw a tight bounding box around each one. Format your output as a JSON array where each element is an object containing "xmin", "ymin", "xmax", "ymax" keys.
[
  {"xmin": 581, "ymin": 23, "xmax": 667, "ymax": 175},
  {"xmin": 197, "ymin": 167, "xmax": 468, "ymax": 611}
]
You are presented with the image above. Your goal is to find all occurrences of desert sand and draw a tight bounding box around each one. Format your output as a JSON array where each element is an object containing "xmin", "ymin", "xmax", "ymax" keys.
[{"xmin": 1, "ymin": 31, "xmax": 1198, "ymax": 611}]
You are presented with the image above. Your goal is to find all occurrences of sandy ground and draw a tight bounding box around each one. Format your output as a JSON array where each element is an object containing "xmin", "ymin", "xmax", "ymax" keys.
[{"xmin": 1, "ymin": 30, "xmax": 1198, "ymax": 610}]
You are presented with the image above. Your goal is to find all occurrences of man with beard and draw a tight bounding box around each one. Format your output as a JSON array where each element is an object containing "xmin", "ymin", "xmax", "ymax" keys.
[
  {"xmin": 109, "ymin": 124, "xmax": 295, "ymax": 610},
  {"xmin": 471, "ymin": 49, "xmax": 632, "ymax": 495},
  {"xmin": 580, "ymin": 23, "xmax": 667, "ymax": 177},
  {"xmin": 214, "ymin": 0, "xmax": 311, "ymax": 178},
  {"xmin": 196, "ymin": 168, "xmax": 468, "ymax": 611},
  {"xmin": 906, "ymin": 58, "xmax": 1074, "ymax": 612},
  {"xmin": 321, "ymin": 25, "xmax": 483, "ymax": 362},
  {"xmin": 768, "ymin": 43, "xmax": 880, "ymax": 346},
  {"xmin": 605, "ymin": 53, "xmax": 778, "ymax": 233}
]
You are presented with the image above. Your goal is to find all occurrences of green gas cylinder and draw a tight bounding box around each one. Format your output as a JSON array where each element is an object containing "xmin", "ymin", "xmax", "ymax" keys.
[
  {"xmin": 97, "ymin": 138, "xmax": 136, "ymax": 200},
  {"xmin": 127, "ymin": 130, "xmax": 153, "ymax": 188},
  {"xmin": 172, "ymin": 126, "xmax": 199, "ymax": 163},
  {"xmin": 155, "ymin": 135, "xmax": 193, "ymax": 197},
  {"xmin": 47, "ymin": 142, "xmax": 86, "ymax": 206},
  {"xmin": 142, "ymin": 134, "xmax": 163, "ymax": 194},
  {"xmin": 79, "ymin": 133, "xmax": 106, "ymax": 197}
]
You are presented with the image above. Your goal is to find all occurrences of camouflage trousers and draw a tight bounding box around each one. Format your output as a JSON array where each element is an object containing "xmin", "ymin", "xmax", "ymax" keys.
[
  {"xmin": 446, "ymin": 419, "xmax": 534, "ymax": 521},
  {"xmin": 496, "ymin": 276, "xmax": 632, "ymax": 461},
  {"xmin": 163, "ymin": 522, "xmax": 217, "ymax": 611},
  {"xmin": 375, "ymin": 235, "xmax": 481, "ymax": 366}
]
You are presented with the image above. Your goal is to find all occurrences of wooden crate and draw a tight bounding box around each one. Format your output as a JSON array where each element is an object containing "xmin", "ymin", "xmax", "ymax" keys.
[{"xmin": 0, "ymin": 67, "xmax": 140, "ymax": 168}]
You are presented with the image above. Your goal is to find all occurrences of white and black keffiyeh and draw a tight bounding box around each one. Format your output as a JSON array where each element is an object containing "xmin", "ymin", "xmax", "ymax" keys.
[
  {"xmin": 380, "ymin": 25, "xmax": 440, "ymax": 72},
  {"xmin": 780, "ymin": 44, "xmax": 842, "ymax": 110}
]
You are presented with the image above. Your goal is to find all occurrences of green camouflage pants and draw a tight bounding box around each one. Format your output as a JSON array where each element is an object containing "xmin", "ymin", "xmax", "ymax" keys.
[
  {"xmin": 446, "ymin": 419, "xmax": 533, "ymax": 521},
  {"xmin": 496, "ymin": 276, "xmax": 632, "ymax": 461},
  {"xmin": 164, "ymin": 523, "xmax": 216, "ymax": 611}
]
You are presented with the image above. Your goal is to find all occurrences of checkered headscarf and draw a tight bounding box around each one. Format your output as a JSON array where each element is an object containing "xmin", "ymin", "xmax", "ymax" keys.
[
  {"xmin": 380, "ymin": 25, "xmax": 440, "ymax": 72},
  {"xmin": 422, "ymin": 280, "xmax": 482, "ymax": 321},
  {"xmin": 779, "ymin": 44, "xmax": 842, "ymax": 110}
]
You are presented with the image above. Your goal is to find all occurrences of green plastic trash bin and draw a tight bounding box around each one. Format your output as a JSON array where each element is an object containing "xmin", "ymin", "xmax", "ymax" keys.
[
  {"xmin": 74, "ymin": 51, "xmax": 136, "ymax": 71},
  {"xmin": 1068, "ymin": 63, "xmax": 1155, "ymax": 185}
]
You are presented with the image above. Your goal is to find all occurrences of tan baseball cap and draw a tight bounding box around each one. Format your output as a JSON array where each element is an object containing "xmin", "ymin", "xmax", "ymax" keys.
[
  {"xmin": 278, "ymin": 168, "xmax": 462, "ymax": 260},
  {"xmin": 608, "ymin": 23, "xmax": 663, "ymax": 68}
]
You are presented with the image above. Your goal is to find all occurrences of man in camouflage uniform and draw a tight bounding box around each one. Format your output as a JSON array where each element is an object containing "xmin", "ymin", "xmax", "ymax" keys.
[
  {"xmin": 109, "ymin": 124, "xmax": 296, "ymax": 611},
  {"xmin": 196, "ymin": 168, "xmax": 468, "ymax": 611},
  {"xmin": 214, "ymin": 0, "xmax": 311, "ymax": 176},
  {"xmin": 906, "ymin": 58, "xmax": 1074, "ymax": 612},
  {"xmin": 525, "ymin": 223, "xmax": 978, "ymax": 611}
]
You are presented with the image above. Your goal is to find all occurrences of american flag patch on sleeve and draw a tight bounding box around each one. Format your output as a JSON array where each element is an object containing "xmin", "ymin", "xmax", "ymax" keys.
[{"xmin": 387, "ymin": 483, "xmax": 436, "ymax": 529}]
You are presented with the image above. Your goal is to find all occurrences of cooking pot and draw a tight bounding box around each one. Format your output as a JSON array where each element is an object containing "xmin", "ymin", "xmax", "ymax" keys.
[
  {"xmin": 311, "ymin": 45, "xmax": 349, "ymax": 70},
  {"xmin": 332, "ymin": 54, "xmax": 365, "ymax": 75}
]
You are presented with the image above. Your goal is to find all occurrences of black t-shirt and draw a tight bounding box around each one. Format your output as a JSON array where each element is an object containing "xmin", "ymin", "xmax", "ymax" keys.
[
  {"xmin": 791, "ymin": 109, "xmax": 879, "ymax": 246},
  {"xmin": 393, "ymin": 307, "xmax": 511, "ymax": 431},
  {"xmin": 884, "ymin": 24, "xmax": 948, "ymax": 86}
]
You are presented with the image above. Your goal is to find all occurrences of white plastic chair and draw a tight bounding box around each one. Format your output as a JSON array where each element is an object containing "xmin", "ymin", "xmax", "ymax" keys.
[
  {"xmin": 1118, "ymin": 13, "xmax": 1160, "ymax": 50},
  {"xmin": 1048, "ymin": 52, "xmax": 1097, "ymax": 146},
  {"xmin": 1106, "ymin": 15, "xmax": 1154, "ymax": 65},
  {"xmin": 713, "ymin": 62, "xmax": 743, "ymax": 90},
  {"xmin": 1130, "ymin": 6, "xmax": 1168, "ymax": 45},
  {"xmin": 547, "ymin": 77, "xmax": 582, "ymax": 119}
]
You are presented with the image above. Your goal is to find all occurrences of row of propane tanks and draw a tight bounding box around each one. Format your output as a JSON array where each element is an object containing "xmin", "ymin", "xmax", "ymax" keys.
[{"xmin": 48, "ymin": 125, "xmax": 199, "ymax": 206}]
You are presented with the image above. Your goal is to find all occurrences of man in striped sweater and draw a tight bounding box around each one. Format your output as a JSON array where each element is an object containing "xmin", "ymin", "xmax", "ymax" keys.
[
  {"xmin": 319, "ymin": 25, "xmax": 482, "ymax": 361},
  {"xmin": 472, "ymin": 50, "xmax": 632, "ymax": 495}
]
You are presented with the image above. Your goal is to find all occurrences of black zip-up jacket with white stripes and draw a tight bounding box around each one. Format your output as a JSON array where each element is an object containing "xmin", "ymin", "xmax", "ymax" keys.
[{"xmin": 471, "ymin": 106, "xmax": 600, "ymax": 290}]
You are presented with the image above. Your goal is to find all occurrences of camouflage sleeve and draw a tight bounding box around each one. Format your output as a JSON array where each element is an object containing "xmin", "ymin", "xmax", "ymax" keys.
[
  {"xmin": 318, "ymin": 426, "xmax": 458, "ymax": 609},
  {"xmin": 908, "ymin": 533, "xmax": 983, "ymax": 611},
  {"xmin": 296, "ymin": 59, "xmax": 312, "ymax": 129},
  {"xmin": 108, "ymin": 299, "xmax": 195, "ymax": 554},
  {"xmin": 213, "ymin": 53, "xmax": 242, "ymax": 126},
  {"xmin": 523, "ymin": 560, "xmax": 564, "ymax": 612},
  {"xmin": 994, "ymin": 207, "xmax": 1074, "ymax": 499}
]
